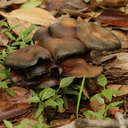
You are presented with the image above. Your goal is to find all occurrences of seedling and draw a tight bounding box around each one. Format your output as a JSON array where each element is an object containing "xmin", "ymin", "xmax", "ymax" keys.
[
  {"xmin": 0, "ymin": 21, "xmax": 36, "ymax": 49},
  {"xmin": 84, "ymin": 74, "xmax": 124, "ymax": 120},
  {"xmin": 27, "ymin": 76, "xmax": 76, "ymax": 117},
  {"xmin": 3, "ymin": 120, "xmax": 28, "ymax": 128}
]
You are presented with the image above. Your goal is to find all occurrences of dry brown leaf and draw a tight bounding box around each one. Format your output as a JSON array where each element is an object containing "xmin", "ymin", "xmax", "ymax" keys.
[
  {"xmin": 82, "ymin": 86, "xmax": 90, "ymax": 99},
  {"xmin": 107, "ymin": 107, "xmax": 124, "ymax": 116},
  {"xmin": 0, "ymin": 28, "xmax": 9, "ymax": 46},
  {"xmin": 89, "ymin": 99, "xmax": 105, "ymax": 112},
  {"xmin": 0, "ymin": 0, "xmax": 27, "ymax": 8},
  {"xmin": 107, "ymin": 84, "xmax": 128, "ymax": 97},
  {"xmin": 0, "ymin": 8, "xmax": 58, "ymax": 36}
]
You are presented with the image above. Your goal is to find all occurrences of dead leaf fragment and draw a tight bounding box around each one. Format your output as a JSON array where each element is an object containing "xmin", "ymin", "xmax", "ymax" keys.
[{"xmin": 0, "ymin": 28, "xmax": 9, "ymax": 46}]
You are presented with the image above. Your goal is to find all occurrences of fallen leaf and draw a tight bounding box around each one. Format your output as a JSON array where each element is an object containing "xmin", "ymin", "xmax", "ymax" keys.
[
  {"xmin": 107, "ymin": 84, "xmax": 128, "ymax": 97},
  {"xmin": 0, "ymin": 28, "xmax": 9, "ymax": 46},
  {"xmin": 89, "ymin": 99, "xmax": 105, "ymax": 112},
  {"xmin": 0, "ymin": 8, "xmax": 58, "ymax": 36}
]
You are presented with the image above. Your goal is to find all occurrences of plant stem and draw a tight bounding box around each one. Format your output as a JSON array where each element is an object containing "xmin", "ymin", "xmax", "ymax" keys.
[{"xmin": 76, "ymin": 76, "xmax": 85, "ymax": 119}]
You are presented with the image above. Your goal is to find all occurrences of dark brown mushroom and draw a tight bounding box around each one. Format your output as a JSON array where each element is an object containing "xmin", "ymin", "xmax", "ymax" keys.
[
  {"xmin": 38, "ymin": 36, "xmax": 87, "ymax": 60},
  {"xmin": 32, "ymin": 27, "xmax": 51, "ymax": 43},
  {"xmin": 26, "ymin": 59, "xmax": 61, "ymax": 78},
  {"xmin": 48, "ymin": 18, "xmax": 78, "ymax": 38},
  {"xmin": 74, "ymin": 22, "xmax": 121, "ymax": 51},
  {"xmin": 4, "ymin": 45, "xmax": 52, "ymax": 68},
  {"xmin": 37, "ymin": 73, "xmax": 60, "ymax": 87},
  {"xmin": 61, "ymin": 57, "xmax": 102, "ymax": 78}
]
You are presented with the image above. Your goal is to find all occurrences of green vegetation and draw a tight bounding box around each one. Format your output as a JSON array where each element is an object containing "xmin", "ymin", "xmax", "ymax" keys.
[{"xmin": 84, "ymin": 74, "xmax": 124, "ymax": 120}]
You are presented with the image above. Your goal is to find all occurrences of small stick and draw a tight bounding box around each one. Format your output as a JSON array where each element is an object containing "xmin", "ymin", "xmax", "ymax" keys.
[
  {"xmin": 115, "ymin": 112, "xmax": 126, "ymax": 128},
  {"xmin": 57, "ymin": 112, "xmax": 128, "ymax": 128}
]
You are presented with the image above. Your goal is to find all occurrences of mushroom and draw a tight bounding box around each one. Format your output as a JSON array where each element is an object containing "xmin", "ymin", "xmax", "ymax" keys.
[
  {"xmin": 4, "ymin": 45, "xmax": 52, "ymax": 68},
  {"xmin": 74, "ymin": 22, "xmax": 121, "ymax": 51},
  {"xmin": 38, "ymin": 36, "xmax": 87, "ymax": 60},
  {"xmin": 61, "ymin": 57, "xmax": 102, "ymax": 78},
  {"xmin": 4, "ymin": 18, "xmax": 121, "ymax": 89},
  {"xmin": 48, "ymin": 18, "xmax": 78, "ymax": 38}
]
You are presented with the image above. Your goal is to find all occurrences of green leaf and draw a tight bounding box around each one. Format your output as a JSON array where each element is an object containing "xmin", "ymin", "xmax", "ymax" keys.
[
  {"xmin": 3, "ymin": 120, "xmax": 12, "ymax": 128},
  {"xmin": 27, "ymin": 96, "xmax": 41, "ymax": 103},
  {"xmin": 10, "ymin": 24, "xmax": 21, "ymax": 30},
  {"xmin": 16, "ymin": 36, "xmax": 22, "ymax": 41},
  {"xmin": 70, "ymin": 84, "xmax": 80, "ymax": 90},
  {"xmin": 0, "ymin": 73, "xmax": 7, "ymax": 79},
  {"xmin": 0, "ymin": 61, "xmax": 4, "ymax": 65},
  {"xmin": 0, "ymin": 22, "xmax": 8, "ymax": 27},
  {"xmin": 35, "ymin": 107, "xmax": 44, "ymax": 118},
  {"xmin": 97, "ymin": 109, "xmax": 106, "ymax": 115},
  {"xmin": 112, "ymin": 90, "xmax": 123, "ymax": 94},
  {"xmin": 97, "ymin": 97, "xmax": 105, "ymax": 104},
  {"xmin": 16, "ymin": 121, "xmax": 28, "ymax": 128},
  {"xmin": 0, "ymin": 65, "xmax": 6, "ymax": 74},
  {"xmin": 102, "ymin": 88, "xmax": 112, "ymax": 101},
  {"xmin": 20, "ymin": 42, "xmax": 26, "ymax": 49},
  {"xmin": 56, "ymin": 98, "xmax": 64, "ymax": 112},
  {"xmin": 105, "ymin": 117, "xmax": 112, "ymax": 120},
  {"xmin": 30, "ymin": 89, "xmax": 38, "ymax": 97},
  {"xmin": 7, "ymin": 45, "xmax": 14, "ymax": 53},
  {"xmin": 63, "ymin": 95, "xmax": 68, "ymax": 109},
  {"xmin": 5, "ymin": 32, "xmax": 15, "ymax": 40},
  {"xmin": 98, "ymin": 74, "xmax": 107, "ymax": 87},
  {"xmin": 38, "ymin": 115, "xmax": 43, "ymax": 123},
  {"xmin": 65, "ymin": 90, "xmax": 79, "ymax": 95},
  {"xmin": 0, "ymin": 82, "xmax": 8, "ymax": 88},
  {"xmin": 5, "ymin": 88, "xmax": 16, "ymax": 97},
  {"xmin": 88, "ymin": 110, "xmax": 103, "ymax": 119},
  {"xmin": 60, "ymin": 76, "xmax": 75, "ymax": 88},
  {"xmin": 50, "ymin": 95, "xmax": 61, "ymax": 101},
  {"xmin": 2, "ymin": 49, "xmax": 7, "ymax": 60},
  {"xmin": 12, "ymin": 41, "xmax": 23, "ymax": 46},
  {"xmin": 84, "ymin": 111, "xmax": 90, "ymax": 119},
  {"xmin": 6, "ymin": 68, "xmax": 10, "ymax": 77},
  {"xmin": 31, "ymin": 125, "xmax": 37, "ymax": 128},
  {"xmin": 41, "ymin": 88, "xmax": 55, "ymax": 100},
  {"xmin": 23, "ymin": 25, "xmax": 36, "ymax": 36},
  {"xmin": 20, "ymin": 0, "xmax": 42, "ymax": 9},
  {"xmin": 45, "ymin": 99, "xmax": 58, "ymax": 106},
  {"xmin": 24, "ymin": 37, "xmax": 32, "ymax": 43},
  {"xmin": 90, "ymin": 93, "xmax": 102, "ymax": 101},
  {"xmin": 106, "ymin": 101, "xmax": 124, "ymax": 110},
  {"xmin": 1, "ymin": 28, "xmax": 8, "ymax": 33}
]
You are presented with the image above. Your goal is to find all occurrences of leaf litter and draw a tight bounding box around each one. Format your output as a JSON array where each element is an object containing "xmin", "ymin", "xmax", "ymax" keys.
[{"xmin": 0, "ymin": 0, "xmax": 128, "ymax": 128}]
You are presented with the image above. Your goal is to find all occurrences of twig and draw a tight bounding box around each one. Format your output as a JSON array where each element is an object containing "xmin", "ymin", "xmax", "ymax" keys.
[
  {"xmin": 57, "ymin": 112, "xmax": 128, "ymax": 128},
  {"xmin": 115, "ymin": 112, "xmax": 126, "ymax": 128}
]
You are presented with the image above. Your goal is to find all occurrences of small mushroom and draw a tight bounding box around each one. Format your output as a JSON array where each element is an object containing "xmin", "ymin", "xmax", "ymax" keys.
[
  {"xmin": 48, "ymin": 18, "xmax": 78, "ymax": 38},
  {"xmin": 26, "ymin": 59, "xmax": 61, "ymax": 78},
  {"xmin": 74, "ymin": 22, "xmax": 121, "ymax": 51},
  {"xmin": 61, "ymin": 57, "xmax": 102, "ymax": 78},
  {"xmin": 36, "ymin": 73, "xmax": 60, "ymax": 87},
  {"xmin": 4, "ymin": 45, "xmax": 52, "ymax": 68},
  {"xmin": 38, "ymin": 36, "xmax": 87, "ymax": 60},
  {"xmin": 32, "ymin": 27, "xmax": 51, "ymax": 43}
]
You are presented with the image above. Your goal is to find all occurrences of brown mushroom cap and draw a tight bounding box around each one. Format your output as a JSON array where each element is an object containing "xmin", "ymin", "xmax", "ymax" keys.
[
  {"xmin": 26, "ymin": 59, "xmax": 61, "ymax": 78},
  {"xmin": 48, "ymin": 18, "xmax": 78, "ymax": 38},
  {"xmin": 32, "ymin": 27, "xmax": 51, "ymax": 43},
  {"xmin": 61, "ymin": 57, "xmax": 102, "ymax": 78},
  {"xmin": 74, "ymin": 22, "xmax": 121, "ymax": 51},
  {"xmin": 4, "ymin": 45, "xmax": 52, "ymax": 68},
  {"xmin": 35, "ymin": 73, "xmax": 60, "ymax": 87},
  {"xmin": 38, "ymin": 37, "xmax": 87, "ymax": 60}
]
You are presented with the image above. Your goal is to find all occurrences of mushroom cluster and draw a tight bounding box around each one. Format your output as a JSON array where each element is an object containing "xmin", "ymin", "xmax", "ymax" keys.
[{"xmin": 4, "ymin": 18, "xmax": 121, "ymax": 87}]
